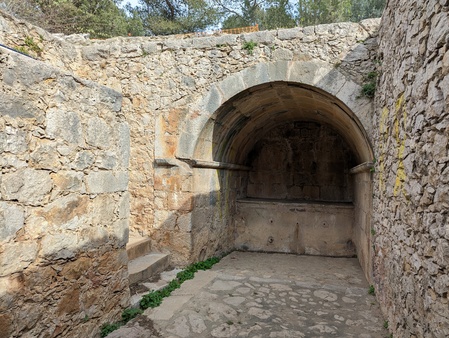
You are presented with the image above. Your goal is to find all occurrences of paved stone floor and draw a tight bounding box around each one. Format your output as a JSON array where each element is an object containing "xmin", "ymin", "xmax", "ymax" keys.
[{"xmin": 109, "ymin": 252, "xmax": 389, "ymax": 338}]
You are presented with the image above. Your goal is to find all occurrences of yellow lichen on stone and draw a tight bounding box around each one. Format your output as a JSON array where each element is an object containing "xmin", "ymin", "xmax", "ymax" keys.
[
  {"xmin": 393, "ymin": 94, "xmax": 406, "ymax": 197},
  {"xmin": 378, "ymin": 107, "xmax": 389, "ymax": 194}
]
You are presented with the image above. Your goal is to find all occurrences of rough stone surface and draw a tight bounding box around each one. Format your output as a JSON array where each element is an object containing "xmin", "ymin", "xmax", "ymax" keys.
[
  {"xmin": 0, "ymin": 3, "xmax": 448, "ymax": 337},
  {"xmin": 112, "ymin": 252, "xmax": 388, "ymax": 338},
  {"xmin": 373, "ymin": 0, "xmax": 449, "ymax": 336},
  {"xmin": 0, "ymin": 12, "xmax": 381, "ymax": 258},
  {"xmin": 0, "ymin": 47, "xmax": 130, "ymax": 337}
]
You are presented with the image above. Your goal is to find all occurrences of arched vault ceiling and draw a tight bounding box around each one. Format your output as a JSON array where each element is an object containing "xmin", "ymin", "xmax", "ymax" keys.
[{"xmin": 202, "ymin": 82, "xmax": 372, "ymax": 166}]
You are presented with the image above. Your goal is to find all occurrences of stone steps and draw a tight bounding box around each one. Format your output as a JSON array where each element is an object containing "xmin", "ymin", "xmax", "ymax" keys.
[
  {"xmin": 128, "ymin": 252, "xmax": 170, "ymax": 285},
  {"xmin": 126, "ymin": 237, "xmax": 153, "ymax": 261},
  {"xmin": 126, "ymin": 236, "xmax": 171, "ymax": 287},
  {"xmin": 129, "ymin": 267, "xmax": 182, "ymax": 308}
]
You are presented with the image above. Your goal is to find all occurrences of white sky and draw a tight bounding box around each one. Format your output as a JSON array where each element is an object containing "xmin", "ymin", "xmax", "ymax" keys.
[{"xmin": 122, "ymin": 0, "xmax": 140, "ymax": 8}]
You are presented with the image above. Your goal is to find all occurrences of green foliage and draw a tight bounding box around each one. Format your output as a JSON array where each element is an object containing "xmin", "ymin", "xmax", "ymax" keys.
[
  {"xmin": 140, "ymin": 290, "xmax": 164, "ymax": 309},
  {"xmin": 3, "ymin": 0, "xmax": 143, "ymax": 38},
  {"xmin": 243, "ymin": 40, "xmax": 257, "ymax": 54},
  {"xmin": 219, "ymin": 0, "xmax": 296, "ymax": 30},
  {"xmin": 121, "ymin": 308, "xmax": 143, "ymax": 323},
  {"xmin": 140, "ymin": 256, "xmax": 221, "ymax": 310},
  {"xmin": 133, "ymin": 0, "xmax": 218, "ymax": 35},
  {"xmin": 368, "ymin": 285, "xmax": 375, "ymax": 295},
  {"xmin": 298, "ymin": 0, "xmax": 385, "ymax": 26},
  {"xmin": 24, "ymin": 36, "xmax": 42, "ymax": 54},
  {"xmin": 15, "ymin": 46, "xmax": 30, "ymax": 56},
  {"xmin": 3, "ymin": 0, "xmax": 385, "ymax": 37},
  {"xmin": 361, "ymin": 82, "xmax": 376, "ymax": 98},
  {"xmin": 350, "ymin": 0, "xmax": 385, "ymax": 22},
  {"xmin": 371, "ymin": 228, "xmax": 376, "ymax": 236},
  {"xmin": 97, "ymin": 250, "xmax": 221, "ymax": 335},
  {"xmin": 298, "ymin": 0, "xmax": 351, "ymax": 26},
  {"xmin": 100, "ymin": 323, "xmax": 121, "ymax": 338},
  {"xmin": 361, "ymin": 71, "xmax": 378, "ymax": 98},
  {"xmin": 383, "ymin": 320, "xmax": 389, "ymax": 329}
]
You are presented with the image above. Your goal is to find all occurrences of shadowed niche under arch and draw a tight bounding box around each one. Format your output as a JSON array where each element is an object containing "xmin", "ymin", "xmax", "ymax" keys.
[
  {"xmin": 194, "ymin": 82, "xmax": 373, "ymax": 165},
  {"xmin": 188, "ymin": 80, "xmax": 374, "ymax": 282}
]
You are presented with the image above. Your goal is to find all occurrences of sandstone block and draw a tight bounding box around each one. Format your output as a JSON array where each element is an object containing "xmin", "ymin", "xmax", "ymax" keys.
[
  {"xmin": 46, "ymin": 108, "xmax": 83, "ymax": 145},
  {"xmin": 117, "ymin": 122, "xmax": 130, "ymax": 169},
  {"xmin": 277, "ymin": 27, "xmax": 303, "ymax": 40},
  {"xmin": 51, "ymin": 171, "xmax": 84, "ymax": 193},
  {"xmin": 0, "ymin": 202, "xmax": 25, "ymax": 241},
  {"xmin": 0, "ymin": 126, "xmax": 27, "ymax": 154},
  {"xmin": 72, "ymin": 151, "xmax": 95, "ymax": 170},
  {"xmin": 272, "ymin": 48, "xmax": 293, "ymax": 61},
  {"xmin": 85, "ymin": 171, "xmax": 128, "ymax": 194},
  {"xmin": 1, "ymin": 169, "xmax": 52, "ymax": 206},
  {"xmin": 168, "ymin": 192, "xmax": 194, "ymax": 211},
  {"xmin": 117, "ymin": 192, "xmax": 130, "ymax": 219},
  {"xmin": 242, "ymin": 31, "xmax": 275, "ymax": 44},
  {"xmin": 40, "ymin": 233, "xmax": 77, "ymax": 259},
  {"xmin": 30, "ymin": 143, "xmax": 61, "ymax": 170},
  {"xmin": 0, "ymin": 241, "xmax": 38, "ymax": 276},
  {"xmin": 86, "ymin": 117, "xmax": 110, "ymax": 149},
  {"xmin": 112, "ymin": 219, "xmax": 129, "ymax": 246}
]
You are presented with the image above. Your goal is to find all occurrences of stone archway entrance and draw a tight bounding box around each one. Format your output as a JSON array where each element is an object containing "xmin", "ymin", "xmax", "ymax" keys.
[{"xmin": 188, "ymin": 80, "xmax": 374, "ymax": 281}]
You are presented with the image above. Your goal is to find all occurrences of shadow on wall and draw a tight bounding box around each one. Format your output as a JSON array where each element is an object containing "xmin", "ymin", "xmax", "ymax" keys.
[
  {"xmin": 150, "ymin": 162, "xmax": 237, "ymax": 265},
  {"xmin": 0, "ymin": 234, "xmax": 130, "ymax": 338}
]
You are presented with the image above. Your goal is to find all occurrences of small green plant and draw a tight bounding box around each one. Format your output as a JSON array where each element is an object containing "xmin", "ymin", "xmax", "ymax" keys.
[
  {"xmin": 371, "ymin": 228, "xmax": 376, "ymax": 236},
  {"xmin": 100, "ymin": 256, "xmax": 222, "ymax": 336},
  {"xmin": 83, "ymin": 314, "xmax": 89, "ymax": 322},
  {"xmin": 361, "ymin": 71, "xmax": 378, "ymax": 98},
  {"xmin": 362, "ymin": 82, "xmax": 376, "ymax": 98},
  {"xmin": 121, "ymin": 308, "xmax": 143, "ymax": 323},
  {"xmin": 100, "ymin": 323, "xmax": 121, "ymax": 338},
  {"xmin": 24, "ymin": 36, "xmax": 42, "ymax": 54},
  {"xmin": 383, "ymin": 320, "xmax": 389, "ymax": 329},
  {"xmin": 140, "ymin": 256, "xmax": 220, "ymax": 310},
  {"xmin": 15, "ymin": 46, "xmax": 30, "ymax": 56},
  {"xmin": 368, "ymin": 285, "xmax": 375, "ymax": 295},
  {"xmin": 140, "ymin": 46, "xmax": 149, "ymax": 57},
  {"xmin": 226, "ymin": 320, "xmax": 234, "ymax": 325},
  {"xmin": 242, "ymin": 40, "xmax": 257, "ymax": 54}
]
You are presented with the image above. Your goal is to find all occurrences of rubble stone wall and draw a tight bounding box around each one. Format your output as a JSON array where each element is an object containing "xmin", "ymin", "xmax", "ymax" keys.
[
  {"xmin": 0, "ymin": 49, "xmax": 130, "ymax": 337},
  {"xmin": 0, "ymin": 11, "xmax": 380, "ymax": 247},
  {"xmin": 373, "ymin": 0, "xmax": 449, "ymax": 335}
]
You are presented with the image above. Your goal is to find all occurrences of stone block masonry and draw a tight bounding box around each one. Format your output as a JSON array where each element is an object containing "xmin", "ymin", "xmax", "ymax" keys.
[
  {"xmin": 1, "ymin": 2, "xmax": 448, "ymax": 337},
  {"xmin": 0, "ymin": 10, "xmax": 380, "ymax": 246},
  {"xmin": 374, "ymin": 0, "xmax": 449, "ymax": 336},
  {"xmin": 0, "ymin": 48, "xmax": 130, "ymax": 337}
]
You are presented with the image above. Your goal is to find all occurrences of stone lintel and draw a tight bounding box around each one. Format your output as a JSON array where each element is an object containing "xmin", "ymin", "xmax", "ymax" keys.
[
  {"xmin": 175, "ymin": 157, "xmax": 251, "ymax": 171},
  {"xmin": 349, "ymin": 162, "xmax": 374, "ymax": 174}
]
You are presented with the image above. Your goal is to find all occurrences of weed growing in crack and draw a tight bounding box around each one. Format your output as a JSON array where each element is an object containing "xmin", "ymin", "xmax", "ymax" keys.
[
  {"xmin": 242, "ymin": 40, "xmax": 257, "ymax": 54},
  {"xmin": 100, "ymin": 256, "xmax": 221, "ymax": 336}
]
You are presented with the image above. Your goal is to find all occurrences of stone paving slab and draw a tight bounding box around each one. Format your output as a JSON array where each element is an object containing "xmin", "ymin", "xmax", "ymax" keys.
[{"xmin": 108, "ymin": 252, "xmax": 389, "ymax": 338}]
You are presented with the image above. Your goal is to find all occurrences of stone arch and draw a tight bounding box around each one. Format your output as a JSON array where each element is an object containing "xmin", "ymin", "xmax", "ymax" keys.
[
  {"xmin": 177, "ymin": 60, "xmax": 373, "ymax": 163},
  {"xmin": 177, "ymin": 60, "xmax": 374, "ymax": 281}
]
